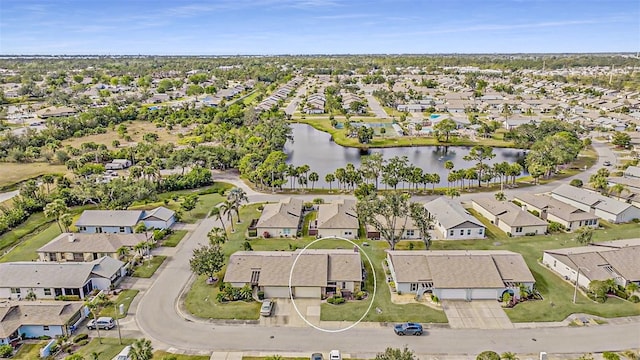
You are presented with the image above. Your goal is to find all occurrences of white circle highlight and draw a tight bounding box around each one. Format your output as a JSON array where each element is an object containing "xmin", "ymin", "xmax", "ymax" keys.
[{"xmin": 288, "ymin": 236, "xmax": 377, "ymax": 333}]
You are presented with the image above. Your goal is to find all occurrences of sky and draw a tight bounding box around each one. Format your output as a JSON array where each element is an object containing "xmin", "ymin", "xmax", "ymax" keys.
[{"xmin": 0, "ymin": 0, "xmax": 639, "ymax": 55}]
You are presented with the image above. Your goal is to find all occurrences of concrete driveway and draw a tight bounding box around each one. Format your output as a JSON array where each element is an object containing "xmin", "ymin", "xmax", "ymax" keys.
[
  {"xmin": 442, "ymin": 300, "xmax": 513, "ymax": 329},
  {"xmin": 260, "ymin": 298, "xmax": 321, "ymax": 327}
]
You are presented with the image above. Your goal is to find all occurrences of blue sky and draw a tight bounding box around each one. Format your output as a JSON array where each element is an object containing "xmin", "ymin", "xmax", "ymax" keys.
[{"xmin": 1, "ymin": 0, "xmax": 638, "ymax": 55}]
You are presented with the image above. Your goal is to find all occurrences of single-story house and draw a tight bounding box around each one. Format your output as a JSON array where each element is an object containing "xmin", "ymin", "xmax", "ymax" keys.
[
  {"xmin": 542, "ymin": 238, "xmax": 640, "ymax": 288},
  {"xmin": 624, "ymin": 166, "xmax": 640, "ymax": 179},
  {"xmin": 0, "ymin": 257, "xmax": 126, "ymax": 300},
  {"xmin": 472, "ymin": 198, "xmax": 548, "ymax": 236},
  {"xmin": 35, "ymin": 106, "xmax": 77, "ymax": 119},
  {"xmin": 551, "ymin": 184, "xmax": 640, "ymax": 223},
  {"xmin": 365, "ymin": 215, "xmax": 421, "ymax": 240},
  {"xmin": 0, "ymin": 301, "xmax": 85, "ymax": 345},
  {"xmin": 105, "ymin": 159, "xmax": 132, "ymax": 170},
  {"xmin": 310, "ymin": 199, "xmax": 359, "ymax": 239},
  {"xmin": 514, "ymin": 194, "xmax": 599, "ymax": 231},
  {"xmin": 386, "ymin": 250, "xmax": 535, "ymax": 301},
  {"xmin": 224, "ymin": 249, "xmax": 363, "ymax": 299},
  {"xmin": 423, "ymin": 197, "xmax": 485, "ymax": 240},
  {"xmin": 256, "ymin": 198, "xmax": 304, "ymax": 238},
  {"xmin": 37, "ymin": 232, "xmax": 147, "ymax": 262},
  {"xmin": 75, "ymin": 207, "xmax": 176, "ymax": 233}
]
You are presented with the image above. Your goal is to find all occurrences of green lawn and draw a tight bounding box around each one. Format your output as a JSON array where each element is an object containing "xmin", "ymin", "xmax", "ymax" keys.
[
  {"xmin": 430, "ymin": 214, "xmax": 640, "ymax": 322},
  {"xmin": 13, "ymin": 341, "xmax": 47, "ymax": 359},
  {"xmin": 154, "ymin": 350, "xmax": 211, "ymax": 359},
  {"xmin": 73, "ymin": 337, "xmax": 135, "ymax": 360},
  {"xmin": 185, "ymin": 275, "xmax": 261, "ymax": 320},
  {"xmin": 0, "ymin": 212, "xmax": 53, "ymax": 255},
  {"xmin": 0, "ymin": 222, "xmax": 60, "ymax": 263},
  {"xmin": 163, "ymin": 230, "xmax": 188, "ymax": 247},
  {"xmin": 132, "ymin": 255, "xmax": 166, "ymax": 278},
  {"xmin": 99, "ymin": 289, "xmax": 139, "ymax": 319}
]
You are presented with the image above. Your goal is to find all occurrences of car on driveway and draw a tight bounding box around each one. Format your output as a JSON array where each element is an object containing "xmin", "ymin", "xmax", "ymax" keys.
[
  {"xmin": 394, "ymin": 322, "xmax": 423, "ymax": 336},
  {"xmin": 87, "ymin": 317, "xmax": 115, "ymax": 330},
  {"xmin": 329, "ymin": 350, "xmax": 341, "ymax": 360},
  {"xmin": 260, "ymin": 299, "xmax": 274, "ymax": 316},
  {"xmin": 311, "ymin": 353, "xmax": 324, "ymax": 360}
]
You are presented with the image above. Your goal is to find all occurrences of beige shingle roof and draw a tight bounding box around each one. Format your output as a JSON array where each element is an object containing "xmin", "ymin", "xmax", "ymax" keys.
[
  {"xmin": 316, "ymin": 199, "xmax": 359, "ymax": 230},
  {"xmin": 515, "ymin": 194, "xmax": 598, "ymax": 222},
  {"xmin": 256, "ymin": 198, "xmax": 303, "ymax": 229},
  {"xmin": 224, "ymin": 249, "xmax": 362, "ymax": 287},
  {"xmin": 0, "ymin": 301, "xmax": 83, "ymax": 338},
  {"xmin": 387, "ymin": 250, "xmax": 534, "ymax": 288},
  {"xmin": 37, "ymin": 232, "xmax": 147, "ymax": 254}
]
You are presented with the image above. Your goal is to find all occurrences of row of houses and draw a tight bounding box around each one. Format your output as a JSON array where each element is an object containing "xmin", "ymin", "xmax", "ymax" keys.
[{"xmin": 256, "ymin": 77, "xmax": 302, "ymax": 112}]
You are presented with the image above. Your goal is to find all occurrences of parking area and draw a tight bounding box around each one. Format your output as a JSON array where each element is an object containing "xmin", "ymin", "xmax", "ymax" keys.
[
  {"xmin": 441, "ymin": 300, "xmax": 513, "ymax": 329},
  {"xmin": 260, "ymin": 298, "xmax": 321, "ymax": 327}
]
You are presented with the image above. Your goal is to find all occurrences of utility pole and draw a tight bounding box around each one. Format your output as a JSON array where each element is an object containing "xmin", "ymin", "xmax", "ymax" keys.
[{"xmin": 572, "ymin": 267, "xmax": 589, "ymax": 304}]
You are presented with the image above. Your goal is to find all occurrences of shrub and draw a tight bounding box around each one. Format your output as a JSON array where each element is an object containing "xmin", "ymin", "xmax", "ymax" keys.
[
  {"xmin": 0, "ymin": 344, "xmax": 12, "ymax": 358},
  {"xmin": 257, "ymin": 291, "xmax": 265, "ymax": 300},
  {"xmin": 511, "ymin": 200, "xmax": 522, "ymax": 207},
  {"xmin": 354, "ymin": 291, "xmax": 365, "ymax": 300},
  {"xmin": 75, "ymin": 339, "xmax": 89, "ymax": 346},
  {"xmin": 73, "ymin": 333, "xmax": 88, "ymax": 343},
  {"xmin": 602, "ymin": 352, "xmax": 621, "ymax": 360},
  {"xmin": 431, "ymin": 294, "xmax": 440, "ymax": 303},
  {"xmin": 548, "ymin": 222, "xmax": 565, "ymax": 233},
  {"xmin": 570, "ymin": 179, "xmax": 584, "ymax": 187},
  {"xmin": 629, "ymin": 295, "xmax": 639, "ymax": 303},
  {"xmin": 38, "ymin": 335, "xmax": 51, "ymax": 340},
  {"xmin": 162, "ymin": 356, "xmax": 179, "ymax": 360},
  {"xmin": 614, "ymin": 288, "xmax": 628, "ymax": 299},
  {"xmin": 56, "ymin": 295, "xmax": 80, "ymax": 301},
  {"xmin": 476, "ymin": 351, "xmax": 500, "ymax": 360},
  {"xmin": 333, "ymin": 297, "xmax": 345, "ymax": 304}
]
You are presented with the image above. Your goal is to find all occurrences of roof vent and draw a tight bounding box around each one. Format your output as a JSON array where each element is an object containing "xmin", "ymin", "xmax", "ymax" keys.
[{"xmin": 68, "ymin": 233, "xmax": 75, "ymax": 243}]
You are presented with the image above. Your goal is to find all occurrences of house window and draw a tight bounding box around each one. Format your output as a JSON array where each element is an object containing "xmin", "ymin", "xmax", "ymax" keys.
[
  {"xmin": 515, "ymin": 227, "xmax": 523, "ymax": 233},
  {"xmin": 119, "ymin": 227, "xmax": 125, "ymax": 233},
  {"xmin": 460, "ymin": 229, "xmax": 464, "ymax": 236},
  {"xmin": 282, "ymin": 228, "xmax": 291, "ymax": 235},
  {"xmin": 410, "ymin": 283, "xmax": 418, "ymax": 291},
  {"xmin": 478, "ymin": 228, "xmax": 484, "ymax": 234},
  {"xmin": 43, "ymin": 326, "xmax": 49, "ymax": 331},
  {"xmin": 406, "ymin": 230, "xmax": 414, "ymax": 237},
  {"xmin": 44, "ymin": 288, "xmax": 51, "ymax": 296},
  {"xmin": 96, "ymin": 227, "xmax": 103, "ymax": 233},
  {"xmin": 10, "ymin": 288, "xmax": 21, "ymax": 296},
  {"xmin": 449, "ymin": 230, "xmax": 454, "ymax": 236},
  {"xmin": 79, "ymin": 227, "xmax": 86, "ymax": 232},
  {"xmin": 344, "ymin": 231, "xmax": 352, "ymax": 236},
  {"xmin": 467, "ymin": 229, "xmax": 471, "ymax": 235}
]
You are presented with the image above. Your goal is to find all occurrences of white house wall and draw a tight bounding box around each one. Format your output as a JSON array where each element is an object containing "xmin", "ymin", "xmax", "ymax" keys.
[
  {"xmin": 542, "ymin": 253, "xmax": 592, "ymax": 288},
  {"xmin": 471, "ymin": 203, "xmax": 498, "ymax": 223},
  {"xmin": 317, "ymin": 228, "xmax": 358, "ymax": 239}
]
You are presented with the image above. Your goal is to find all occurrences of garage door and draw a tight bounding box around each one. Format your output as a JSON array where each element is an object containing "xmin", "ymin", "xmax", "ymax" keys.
[
  {"xmin": 471, "ymin": 288, "xmax": 499, "ymax": 300},
  {"xmin": 263, "ymin": 286, "xmax": 291, "ymax": 299},
  {"xmin": 294, "ymin": 287, "xmax": 321, "ymax": 298},
  {"xmin": 439, "ymin": 289, "xmax": 467, "ymax": 300}
]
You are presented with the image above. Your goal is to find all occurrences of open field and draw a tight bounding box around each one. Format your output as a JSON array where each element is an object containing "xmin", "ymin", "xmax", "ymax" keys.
[
  {"xmin": 0, "ymin": 221, "xmax": 60, "ymax": 262},
  {"xmin": 62, "ymin": 120, "xmax": 184, "ymax": 149},
  {"xmin": 0, "ymin": 162, "xmax": 68, "ymax": 190}
]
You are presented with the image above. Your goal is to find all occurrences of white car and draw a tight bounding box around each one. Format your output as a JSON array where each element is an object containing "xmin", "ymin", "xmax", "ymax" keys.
[
  {"xmin": 113, "ymin": 345, "xmax": 131, "ymax": 360},
  {"xmin": 260, "ymin": 299, "xmax": 274, "ymax": 316},
  {"xmin": 329, "ymin": 350, "xmax": 341, "ymax": 360},
  {"xmin": 87, "ymin": 316, "xmax": 115, "ymax": 330}
]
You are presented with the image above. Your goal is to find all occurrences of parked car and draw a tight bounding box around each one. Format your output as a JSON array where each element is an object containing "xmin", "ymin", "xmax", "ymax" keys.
[
  {"xmin": 113, "ymin": 345, "xmax": 131, "ymax": 360},
  {"xmin": 87, "ymin": 317, "xmax": 115, "ymax": 330},
  {"xmin": 394, "ymin": 322, "xmax": 423, "ymax": 336},
  {"xmin": 260, "ymin": 299, "xmax": 274, "ymax": 317},
  {"xmin": 329, "ymin": 350, "xmax": 341, "ymax": 360},
  {"xmin": 603, "ymin": 160, "xmax": 612, "ymax": 166},
  {"xmin": 311, "ymin": 353, "xmax": 324, "ymax": 360}
]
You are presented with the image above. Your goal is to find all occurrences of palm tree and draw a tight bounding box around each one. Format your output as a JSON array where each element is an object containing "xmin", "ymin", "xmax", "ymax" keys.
[
  {"xmin": 626, "ymin": 282, "xmax": 639, "ymax": 296},
  {"xmin": 85, "ymin": 293, "xmax": 112, "ymax": 344},
  {"xmin": 444, "ymin": 160, "xmax": 454, "ymax": 188},
  {"xmin": 90, "ymin": 351, "xmax": 102, "ymax": 360},
  {"xmin": 609, "ymin": 183, "xmax": 626, "ymax": 200},
  {"xmin": 325, "ymin": 173, "xmax": 335, "ymax": 192},
  {"xmin": 227, "ymin": 187, "xmax": 248, "ymax": 223},
  {"xmin": 495, "ymin": 191, "xmax": 507, "ymax": 201},
  {"xmin": 220, "ymin": 200, "xmax": 235, "ymax": 232},
  {"xmin": 500, "ymin": 352, "xmax": 519, "ymax": 360},
  {"xmin": 117, "ymin": 246, "xmax": 131, "ymax": 261},
  {"xmin": 308, "ymin": 171, "xmax": 319, "ymax": 190},
  {"xmin": 445, "ymin": 188, "xmax": 460, "ymax": 199},
  {"xmin": 210, "ymin": 206, "xmax": 226, "ymax": 233},
  {"xmin": 43, "ymin": 199, "xmax": 68, "ymax": 233},
  {"xmin": 207, "ymin": 227, "xmax": 228, "ymax": 245},
  {"xmin": 129, "ymin": 338, "xmax": 153, "ymax": 360}
]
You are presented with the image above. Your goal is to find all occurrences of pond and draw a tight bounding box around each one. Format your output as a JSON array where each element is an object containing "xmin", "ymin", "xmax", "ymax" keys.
[{"xmin": 284, "ymin": 123, "xmax": 527, "ymax": 189}]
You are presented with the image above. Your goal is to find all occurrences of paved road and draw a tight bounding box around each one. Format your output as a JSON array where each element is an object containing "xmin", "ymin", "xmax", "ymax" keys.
[
  {"xmin": 134, "ymin": 139, "xmax": 640, "ymax": 356},
  {"xmin": 365, "ymin": 95, "xmax": 389, "ymax": 119},
  {"xmin": 0, "ymin": 190, "xmax": 19, "ymax": 203}
]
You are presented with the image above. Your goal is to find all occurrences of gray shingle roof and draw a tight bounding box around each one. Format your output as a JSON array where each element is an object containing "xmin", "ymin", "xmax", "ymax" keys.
[
  {"xmin": 142, "ymin": 206, "xmax": 175, "ymax": 222},
  {"xmin": 76, "ymin": 210, "xmax": 143, "ymax": 227},
  {"xmin": 0, "ymin": 301, "xmax": 83, "ymax": 337},
  {"xmin": 424, "ymin": 197, "xmax": 484, "ymax": 229},
  {"xmin": 552, "ymin": 184, "xmax": 634, "ymax": 215},
  {"xmin": 515, "ymin": 194, "xmax": 598, "ymax": 222}
]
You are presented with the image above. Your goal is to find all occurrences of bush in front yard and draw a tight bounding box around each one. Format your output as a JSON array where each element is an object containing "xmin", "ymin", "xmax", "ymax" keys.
[
  {"xmin": 75, "ymin": 339, "xmax": 89, "ymax": 346},
  {"xmin": 629, "ymin": 295, "xmax": 639, "ymax": 303},
  {"xmin": 72, "ymin": 333, "xmax": 88, "ymax": 343},
  {"xmin": 327, "ymin": 296, "xmax": 345, "ymax": 305},
  {"xmin": 0, "ymin": 344, "xmax": 13, "ymax": 358}
]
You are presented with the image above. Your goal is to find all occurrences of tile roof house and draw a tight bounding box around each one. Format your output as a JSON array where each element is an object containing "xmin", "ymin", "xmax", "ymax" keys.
[
  {"xmin": 224, "ymin": 249, "xmax": 363, "ymax": 299},
  {"xmin": 0, "ymin": 301, "xmax": 85, "ymax": 345},
  {"xmin": 309, "ymin": 199, "xmax": 359, "ymax": 239},
  {"xmin": 37, "ymin": 232, "xmax": 148, "ymax": 262},
  {"xmin": 256, "ymin": 198, "xmax": 304, "ymax": 238},
  {"xmin": 472, "ymin": 198, "xmax": 548, "ymax": 237},
  {"xmin": 514, "ymin": 194, "xmax": 599, "ymax": 232},
  {"xmin": 423, "ymin": 197, "xmax": 486, "ymax": 240},
  {"xmin": 551, "ymin": 184, "xmax": 640, "ymax": 223},
  {"xmin": 75, "ymin": 207, "xmax": 176, "ymax": 234},
  {"xmin": 386, "ymin": 250, "xmax": 535, "ymax": 301},
  {"xmin": 542, "ymin": 238, "xmax": 640, "ymax": 288},
  {"xmin": 0, "ymin": 257, "xmax": 125, "ymax": 300}
]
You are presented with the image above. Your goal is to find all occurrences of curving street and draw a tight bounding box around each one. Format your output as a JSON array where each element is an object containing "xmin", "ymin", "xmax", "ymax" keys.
[{"xmin": 133, "ymin": 139, "xmax": 640, "ymax": 357}]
